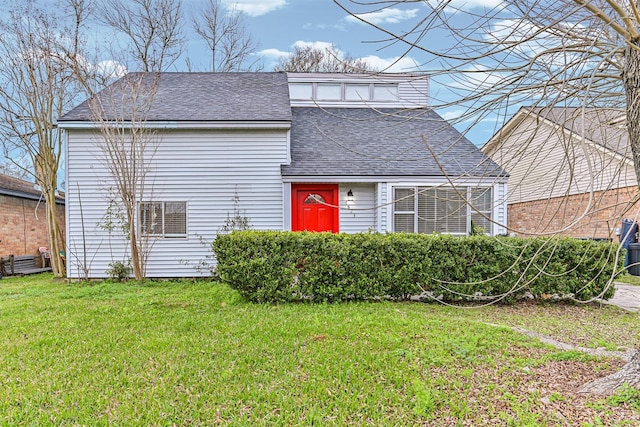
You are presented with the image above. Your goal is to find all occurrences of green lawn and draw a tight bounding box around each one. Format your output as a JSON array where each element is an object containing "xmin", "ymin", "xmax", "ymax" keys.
[{"xmin": 0, "ymin": 274, "xmax": 638, "ymax": 426}]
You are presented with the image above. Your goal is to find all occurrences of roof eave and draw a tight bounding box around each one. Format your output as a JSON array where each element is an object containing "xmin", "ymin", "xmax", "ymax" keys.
[
  {"xmin": 58, "ymin": 120, "xmax": 292, "ymax": 130},
  {"xmin": 0, "ymin": 188, "xmax": 65, "ymax": 204}
]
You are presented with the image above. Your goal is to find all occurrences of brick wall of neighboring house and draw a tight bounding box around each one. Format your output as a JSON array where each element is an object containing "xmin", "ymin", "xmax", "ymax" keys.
[
  {"xmin": 0, "ymin": 194, "xmax": 65, "ymax": 260},
  {"xmin": 508, "ymin": 186, "xmax": 640, "ymax": 240}
]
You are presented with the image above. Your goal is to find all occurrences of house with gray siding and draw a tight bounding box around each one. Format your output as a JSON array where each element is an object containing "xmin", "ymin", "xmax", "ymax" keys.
[{"xmin": 59, "ymin": 72, "xmax": 508, "ymax": 278}]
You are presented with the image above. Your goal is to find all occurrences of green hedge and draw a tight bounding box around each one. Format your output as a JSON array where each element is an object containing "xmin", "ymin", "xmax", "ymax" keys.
[{"xmin": 213, "ymin": 231, "xmax": 621, "ymax": 303}]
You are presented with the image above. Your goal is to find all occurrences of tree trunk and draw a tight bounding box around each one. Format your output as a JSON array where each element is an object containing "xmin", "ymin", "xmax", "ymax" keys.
[
  {"xmin": 580, "ymin": 42, "xmax": 640, "ymax": 395},
  {"xmin": 127, "ymin": 205, "xmax": 143, "ymax": 280},
  {"xmin": 624, "ymin": 42, "xmax": 640, "ymax": 188},
  {"xmin": 36, "ymin": 152, "xmax": 65, "ymax": 278},
  {"xmin": 578, "ymin": 349, "xmax": 640, "ymax": 395}
]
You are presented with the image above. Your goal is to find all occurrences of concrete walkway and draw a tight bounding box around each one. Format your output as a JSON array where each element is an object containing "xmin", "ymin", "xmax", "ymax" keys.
[{"xmin": 606, "ymin": 283, "xmax": 640, "ymax": 312}]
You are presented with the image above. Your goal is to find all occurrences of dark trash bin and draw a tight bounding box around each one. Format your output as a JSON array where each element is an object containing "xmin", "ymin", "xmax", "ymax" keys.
[
  {"xmin": 620, "ymin": 219, "xmax": 638, "ymax": 268},
  {"xmin": 629, "ymin": 243, "xmax": 640, "ymax": 276}
]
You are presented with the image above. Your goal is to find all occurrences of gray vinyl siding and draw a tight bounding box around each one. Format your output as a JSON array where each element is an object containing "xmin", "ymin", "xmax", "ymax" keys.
[
  {"xmin": 379, "ymin": 183, "xmax": 388, "ymax": 232},
  {"xmin": 398, "ymin": 79, "xmax": 429, "ymax": 106},
  {"xmin": 66, "ymin": 128, "xmax": 289, "ymax": 278},
  {"xmin": 339, "ymin": 183, "xmax": 376, "ymax": 233},
  {"xmin": 494, "ymin": 182, "xmax": 508, "ymax": 235}
]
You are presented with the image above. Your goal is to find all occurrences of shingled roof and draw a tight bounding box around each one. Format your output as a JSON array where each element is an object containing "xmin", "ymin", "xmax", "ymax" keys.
[
  {"xmin": 0, "ymin": 173, "xmax": 64, "ymax": 203},
  {"xmin": 59, "ymin": 72, "xmax": 292, "ymax": 123},
  {"xmin": 524, "ymin": 107, "xmax": 629, "ymax": 159},
  {"xmin": 282, "ymin": 107, "xmax": 505, "ymax": 177}
]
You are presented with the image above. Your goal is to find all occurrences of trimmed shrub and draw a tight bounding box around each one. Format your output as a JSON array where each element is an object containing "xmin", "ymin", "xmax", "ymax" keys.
[{"xmin": 213, "ymin": 231, "xmax": 621, "ymax": 303}]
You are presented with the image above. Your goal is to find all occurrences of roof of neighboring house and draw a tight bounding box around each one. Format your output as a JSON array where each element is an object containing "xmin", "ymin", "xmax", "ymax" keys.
[
  {"xmin": 486, "ymin": 106, "xmax": 630, "ymax": 159},
  {"xmin": 0, "ymin": 173, "xmax": 65, "ymax": 203},
  {"xmin": 59, "ymin": 72, "xmax": 292, "ymax": 123},
  {"xmin": 282, "ymin": 107, "xmax": 505, "ymax": 177}
]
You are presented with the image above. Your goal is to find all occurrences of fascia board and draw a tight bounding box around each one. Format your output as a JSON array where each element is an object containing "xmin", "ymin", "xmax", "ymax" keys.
[{"xmin": 57, "ymin": 121, "xmax": 291, "ymax": 130}]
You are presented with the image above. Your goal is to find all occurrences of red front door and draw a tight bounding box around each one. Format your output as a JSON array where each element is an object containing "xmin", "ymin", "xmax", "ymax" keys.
[{"xmin": 292, "ymin": 184, "xmax": 339, "ymax": 233}]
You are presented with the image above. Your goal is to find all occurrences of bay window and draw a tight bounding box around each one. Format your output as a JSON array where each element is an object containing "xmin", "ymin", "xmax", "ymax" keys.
[{"xmin": 393, "ymin": 187, "xmax": 492, "ymax": 235}]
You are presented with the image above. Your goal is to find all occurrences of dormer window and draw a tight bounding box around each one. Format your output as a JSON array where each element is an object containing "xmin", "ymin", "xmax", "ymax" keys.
[
  {"xmin": 345, "ymin": 84, "xmax": 370, "ymax": 101},
  {"xmin": 316, "ymin": 83, "xmax": 341, "ymax": 100},
  {"xmin": 373, "ymin": 84, "xmax": 398, "ymax": 101},
  {"xmin": 289, "ymin": 81, "xmax": 399, "ymax": 102},
  {"xmin": 289, "ymin": 83, "xmax": 312, "ymax": 100}
]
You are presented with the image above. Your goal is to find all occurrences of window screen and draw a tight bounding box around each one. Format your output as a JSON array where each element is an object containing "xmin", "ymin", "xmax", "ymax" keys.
[
  {"xmin": 140, "ymin": 201, "xmax": 187, "ymax": 238},
  {"xmin": 393, "ymin": 186, "xmax": 491, "ymax": 235}
]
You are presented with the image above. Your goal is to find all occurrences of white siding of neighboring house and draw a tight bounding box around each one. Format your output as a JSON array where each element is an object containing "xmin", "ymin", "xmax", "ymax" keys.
[
  {"xmin": 65, "ymin": 127, "xmax": 289, "ymax": 278},
  {"xmin": 339, "ymin": 183, "xmax": 376, "ymax": 233},
  {"xmin": 485, "ymin": 114, "xmax": 637, "ymax": 205}
]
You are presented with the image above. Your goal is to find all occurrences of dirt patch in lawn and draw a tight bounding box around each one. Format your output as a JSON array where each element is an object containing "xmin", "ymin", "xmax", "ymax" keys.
[
  {"xmin": 431, "ymin": 345, "xmax": 638, "ymax": 426},
  {"xmin": 464, "ymin": 301, "xmax": 640, "ymax": 352}
]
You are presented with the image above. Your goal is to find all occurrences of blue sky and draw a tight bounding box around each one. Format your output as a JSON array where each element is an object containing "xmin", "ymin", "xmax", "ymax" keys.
[
  {"xmin": 184, "ymin": 0, "xmax": 425, "ymax": 72},
  {"xmin": 0, "ymin": 0, "xmax": 504, "ymax": 146},
  {"xmin": 175, "ymin": 0, "xmax": 503, "ymax": 145}
]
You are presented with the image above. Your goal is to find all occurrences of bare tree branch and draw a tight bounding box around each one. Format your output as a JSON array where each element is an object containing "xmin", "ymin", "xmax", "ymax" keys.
[
  {"xmin": 0, "ymin": 0, "xmax": 99, "ymax": 276},
  {"xmin": 273, "ymin": 43, "xmax": 376, "ymax": 72},
  {"xmin": 191, "ymin": 0, "xmax": 262, "ymax": 72},
  {"xmin": 100, "ymin": 0, "xmax": 185, "ymax": 72},
  {"xmin": 335, "ymin": 0, "xmax": 640, "ymax": 393}
]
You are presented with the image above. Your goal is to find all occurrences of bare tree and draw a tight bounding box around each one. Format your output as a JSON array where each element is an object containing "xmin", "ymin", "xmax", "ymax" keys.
[
  {"xmin": 191, "ymin": 0, "xmax": 262, "ymax": 72},
  {"xmin": 0, "ymin": 0, "xmax": 97, "ymax": 277},
  {"xmin": 273, "ymin": 43, "xmax": 375, "ymax": 72},
  {"xmin": 100, "ymin": 0, "xmax": 185, "ymax": 72},
  {"xmin": 89, "ymin": 73, "xmax": 161, "ymax": 280},
  {"xmin": 334, "ymin": 0, "xmax": 640, "ymax": 394}
]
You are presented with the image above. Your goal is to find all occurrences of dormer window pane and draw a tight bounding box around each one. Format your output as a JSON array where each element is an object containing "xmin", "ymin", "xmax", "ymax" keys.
[
  {"xmin": 345, "ymin": 84, "xmax": 370, "ymax": 101},
  {"xmin": 373, "ymin": 84, "xmax": 398, "ymax": 101},
  {"xmin": 316, "ymin": 83, "xmax": 341, "ymax": 100},
  {"xmin": 290, "ymin": 83, "xmax": 312, "ymax": 100}
]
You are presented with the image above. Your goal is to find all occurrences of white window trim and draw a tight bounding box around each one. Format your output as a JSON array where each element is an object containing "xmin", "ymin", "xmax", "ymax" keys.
[
  {"xmin": 139, "ymin": 201, "xmax": 188, "ymax": 239},
  {"xmin": 290, "ymin": 82, "xmax": 399, "ymax": 102},
  {"xmin": 389, "ymin": 185, "xmax": 493, "ymax": 235}
]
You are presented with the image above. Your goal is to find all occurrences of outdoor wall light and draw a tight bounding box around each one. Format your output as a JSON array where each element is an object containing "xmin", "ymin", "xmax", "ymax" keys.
[{"xmin": 347, "ymin": 189, "xmax": 354, "ymax": 206}]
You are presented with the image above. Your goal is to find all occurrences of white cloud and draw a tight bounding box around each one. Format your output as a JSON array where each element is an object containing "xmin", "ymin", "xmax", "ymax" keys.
[
  {"xmin": 65, "ymin": 54, "xmax": 128, "ymax": 80},
  {"xmin": 449, "ymin": 0, "xmax": 502, "ymax": 8},
  {"xmin": 261, "ymin": 41, "xmax": 421, "ymax": 73},
  {"xmin": 358, "ymin": 55, "xmax": 420, "ymax": 73},
  {"xmin": 441, "ymin": 109, "xmax": 467, "ymax": 122},
  {"xmin": 221, "ymin": 0, "xmax": 286, "ymax": 16},
  {"xmin": 258, "ymin": 48, "xmax": 290, "ymax": 59},
  {"xmin": 302, "ymin": 22, "xmax": 346, "ymax": 32},
  {"xmin": 346, "ymin": 8, "xmax": 419, "ymax": 25},
  {"xmin": 446, "ymin": 64, "xmax": 504, "ymax": 91},
  {"xmin": 484, "ymin": 19, "xmax": 594, "ymax": 70},
  {"xmin": 292, "ymin": 40, "xmax": 336, "ymax": 51},
  {"xmin": 426, "ymin": 0, "xmax": 502, "ymax": 13},
  {"xmin": 97, "ymin": 60, "xmax": 128, "ymax": 79}
]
